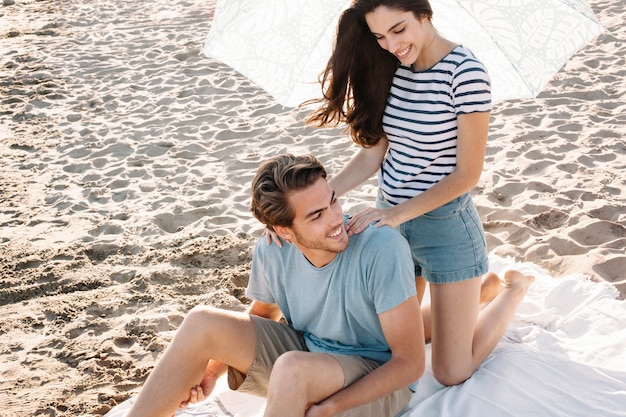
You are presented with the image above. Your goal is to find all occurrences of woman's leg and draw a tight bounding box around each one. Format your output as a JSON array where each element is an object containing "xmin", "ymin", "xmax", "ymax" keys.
[
  {"xmin": 420, "ymin": 272, "xmax": 511, "ymax": 343},
  {"xmin": 428, "ymin": 270, "xmax": 534, "ymax": 386}
]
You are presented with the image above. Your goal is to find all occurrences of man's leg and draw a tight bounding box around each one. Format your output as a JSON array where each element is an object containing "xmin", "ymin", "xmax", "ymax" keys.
[
  {"xmin": 263, "ymin": 351, "xmax": 345, "ymax": 416},
  {"xmin": 128, "ymin": 306, "xmax": 257, "ymax": 417},
  {"xmin": 263, "ymin": 352, "xmax": 411, "ymax": 417}
]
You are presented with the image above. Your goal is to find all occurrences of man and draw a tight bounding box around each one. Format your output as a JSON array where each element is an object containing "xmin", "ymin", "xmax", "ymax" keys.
[{"xmin": 127, "ymin": 154, "xmax": 425, "ymax": 417}]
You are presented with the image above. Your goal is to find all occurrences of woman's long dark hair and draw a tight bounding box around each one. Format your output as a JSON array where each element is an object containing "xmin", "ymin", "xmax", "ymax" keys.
[{"xmin": 305, "ymin": 0, "xmax": 433, "ymax": 148}]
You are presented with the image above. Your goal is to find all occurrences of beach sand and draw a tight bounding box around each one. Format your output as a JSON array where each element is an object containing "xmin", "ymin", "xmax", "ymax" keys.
[{"xmin": 0, "ymin": 0, "xmax": 624, "ymax": 415}]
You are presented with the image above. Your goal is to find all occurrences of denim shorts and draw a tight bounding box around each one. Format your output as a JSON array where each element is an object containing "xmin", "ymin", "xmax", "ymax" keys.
[{"xmin": 377, "ymin": 190, "xmax": 488, "ymax": 284}]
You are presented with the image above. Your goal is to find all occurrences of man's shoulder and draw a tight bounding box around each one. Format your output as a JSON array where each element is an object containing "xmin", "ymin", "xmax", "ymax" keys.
[
  {"xmin": 351, "ymin": 223, "xmax": 408, "ymax": 252},
  {"xmin": 253, "ymin": 236, "xmax": 298, "ymax": 262},
  {"xmin": 360, "ymin": 222, "xmax": 404, "ymax": 239}
]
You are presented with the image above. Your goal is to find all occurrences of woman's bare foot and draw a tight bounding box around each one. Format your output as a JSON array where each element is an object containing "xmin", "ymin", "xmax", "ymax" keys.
[
  {"xmin": 502, "ymin": 269, "xmax": 535, "ymax": 295},
  {"xmin": 479, "ymin": 270, "xmax": 535, "ymax": 304},
  {"xmin": 479, "ymin": 272, "xmax": 504, "ymax": 304}
]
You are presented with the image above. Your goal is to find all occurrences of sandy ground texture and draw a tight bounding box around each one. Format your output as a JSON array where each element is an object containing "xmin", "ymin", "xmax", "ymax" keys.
[{"xmin": 0, "ymin": 0, "xmax": 624, "ymax": 415}]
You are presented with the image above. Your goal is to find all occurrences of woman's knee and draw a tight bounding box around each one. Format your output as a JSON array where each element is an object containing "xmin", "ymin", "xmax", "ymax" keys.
[{"xmin": 432, "ymin": 364, "xmax": 473, "ymax": 386}]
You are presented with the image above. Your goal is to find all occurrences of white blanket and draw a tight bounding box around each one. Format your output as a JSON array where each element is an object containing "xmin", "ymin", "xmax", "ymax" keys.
[{"xmin": 105, "ymin": 255, "xmax": 626, "ymax": 417}]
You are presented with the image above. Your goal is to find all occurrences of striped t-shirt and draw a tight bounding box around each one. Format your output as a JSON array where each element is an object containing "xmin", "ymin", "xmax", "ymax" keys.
[{"xmin": 379, "ymin": 45, "xmax": 492, "ymax": 205}]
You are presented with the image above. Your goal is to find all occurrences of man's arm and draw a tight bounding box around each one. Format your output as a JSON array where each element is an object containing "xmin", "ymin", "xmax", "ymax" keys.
[
  {"xmin": 310, "ymin": 296, "xmax": 425, "ymax": 416},
  {"xmin": 247, "ymin": 299, "xmax": 283, "ymax": 321}
]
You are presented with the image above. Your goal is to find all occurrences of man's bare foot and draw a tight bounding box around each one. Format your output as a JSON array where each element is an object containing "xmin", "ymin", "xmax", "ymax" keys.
[
  {"xmin": 479, "ymin": 272, "xmax": 504, "ymax": 304},
  {"xmin": 502, "ymin": 270, "xmax": 535, "ymax": 295}
]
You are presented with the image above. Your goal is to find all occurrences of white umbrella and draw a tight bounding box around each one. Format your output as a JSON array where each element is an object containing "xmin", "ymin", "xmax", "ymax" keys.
[{"xmin": 202, "ymin": 0, "xmax": 604, "ymax": 107}]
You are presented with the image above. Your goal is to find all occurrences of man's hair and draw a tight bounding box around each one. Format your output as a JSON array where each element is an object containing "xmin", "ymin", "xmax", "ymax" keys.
[{"xmin": 251, "ymin": 154, "xmax": 327, "ymax": 228}]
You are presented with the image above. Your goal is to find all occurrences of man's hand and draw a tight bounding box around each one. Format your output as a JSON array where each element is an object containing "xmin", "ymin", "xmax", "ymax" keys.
[
  {"xmin": 178, "ymin": 367, "xmax": 220, "ymax": 410},
  {"xmin": 305, "ymin": 401, "xmax": 335, "ymax": 417}
]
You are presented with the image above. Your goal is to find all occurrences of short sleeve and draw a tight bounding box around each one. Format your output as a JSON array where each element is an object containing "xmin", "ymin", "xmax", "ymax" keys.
[
  {"xmin": 361, "ymin": 226, "xmax": 417, "ymax": 314},
  {"xmin": 452, "ymin": 52, "xmax": 492, "ymax": 114},
  {"xmin": 245, "ymin": 240, "xmax": 277, "ymax": 304}
]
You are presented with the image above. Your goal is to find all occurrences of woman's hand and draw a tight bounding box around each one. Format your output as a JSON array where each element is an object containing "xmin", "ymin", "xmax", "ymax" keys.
[
  {"xmin": 262, "ymin": 228, "xmax": 290, "ymax": 247},
  {"xmin": 346, "ymin": 207, "xmax": 399, "ymax": 235}
]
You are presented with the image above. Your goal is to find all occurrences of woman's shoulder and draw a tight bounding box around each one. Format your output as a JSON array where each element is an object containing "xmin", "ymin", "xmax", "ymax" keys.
[{"xmin": 449, "ymin": 45, "xmax": 487, "ymax": 68}]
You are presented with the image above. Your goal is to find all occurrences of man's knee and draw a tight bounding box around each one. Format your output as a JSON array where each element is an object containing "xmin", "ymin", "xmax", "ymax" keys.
[
  {"xmin": 269, "ymin": 352, "xmax": 346, "ymax": 398},
  {"xmin": 269, "ymin": 351, "xmax": 327, "ymax": 395},
  {"xmin": 184, "ymin": 305, "xmax": 219, "ymax": 325},
  {"xmin": 271, "ymin": 351, "xmax": 309, "ymax": 381},
  {"xmin": 180, "ymin": 305, "xmax": 229, "ymax": 339}
]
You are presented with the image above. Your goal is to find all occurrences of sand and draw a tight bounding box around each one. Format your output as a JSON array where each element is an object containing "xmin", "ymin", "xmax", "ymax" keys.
[{"xmin": 0, "ymin": 0, "xmax": 623, "ymax": 415}]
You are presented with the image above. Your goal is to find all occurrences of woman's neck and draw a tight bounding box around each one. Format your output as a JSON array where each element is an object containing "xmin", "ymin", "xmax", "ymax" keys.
[{"xmin": 412, "ymin": 32, "xmax": 457, "ymax": 72}]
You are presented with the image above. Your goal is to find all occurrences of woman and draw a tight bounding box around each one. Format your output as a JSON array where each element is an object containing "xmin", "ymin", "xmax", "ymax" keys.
[{"xmin": 304, "ymin": 0, "xmax": 534, "ymax": 386}]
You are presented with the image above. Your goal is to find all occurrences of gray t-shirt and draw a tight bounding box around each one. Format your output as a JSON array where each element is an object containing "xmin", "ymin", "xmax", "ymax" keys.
[{"xmin": 246, "ymin": 220, "xmax": 416, "ymax": 364}]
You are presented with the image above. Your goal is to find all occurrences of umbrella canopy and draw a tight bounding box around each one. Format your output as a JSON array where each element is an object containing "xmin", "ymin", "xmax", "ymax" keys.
[{"xmin": 202, "ymin": 0, "xmax": 604, "ymax": 107}]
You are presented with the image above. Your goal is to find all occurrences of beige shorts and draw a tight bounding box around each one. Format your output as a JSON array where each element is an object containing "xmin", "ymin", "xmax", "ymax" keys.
[{"xmin": 228, "ymin": 315, "xmax": 412, "ymax": 417}]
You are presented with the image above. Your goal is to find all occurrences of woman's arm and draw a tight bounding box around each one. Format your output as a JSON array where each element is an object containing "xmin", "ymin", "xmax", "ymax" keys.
[
  {"xmin": 347, "ymin": 111, "xmax": 490, "ymax": 233},
  {"xmin": 391, "ymin": 111, "xmax": 490, "ymax": 222},
  {"xmin": 329, "ymin": 137, "xmax": 388, "ymax": 197}
]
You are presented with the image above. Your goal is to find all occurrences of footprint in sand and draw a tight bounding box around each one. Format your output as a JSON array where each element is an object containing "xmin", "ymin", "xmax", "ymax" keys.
[
  {"xmin": 113, "ymin": 336, "xmax": 135, "ymax": 350},
  {"xmin": 524, "ymin": 209, "xmax": 569, "ymax": 230}
]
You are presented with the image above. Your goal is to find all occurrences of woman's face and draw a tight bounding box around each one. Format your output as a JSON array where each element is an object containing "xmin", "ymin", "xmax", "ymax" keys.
[{"xmin": 365, "ymin": 6, "xmax": 429, "ymax": 66}]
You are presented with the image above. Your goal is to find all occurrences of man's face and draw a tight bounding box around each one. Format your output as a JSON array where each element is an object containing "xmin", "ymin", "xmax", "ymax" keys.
[{"xmin": 277, "ymin": 177, "xmax": 349, "ymax": 268}]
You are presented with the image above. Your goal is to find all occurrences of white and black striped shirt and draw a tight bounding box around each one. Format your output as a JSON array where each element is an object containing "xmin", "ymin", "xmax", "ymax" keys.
[{"xmin": 379, "ymin": 45, "xmax": 491, "ymax": 205}]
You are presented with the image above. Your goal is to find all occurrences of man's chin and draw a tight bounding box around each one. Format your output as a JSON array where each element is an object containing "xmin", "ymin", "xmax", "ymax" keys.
[{"xmin": 334, "ymin": 236, "xmax": 350, "ymax": 252}]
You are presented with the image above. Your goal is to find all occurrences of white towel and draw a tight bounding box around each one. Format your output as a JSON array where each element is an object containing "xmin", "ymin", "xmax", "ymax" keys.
[{"xmin": 106, "ymin": 255, "xmax": 626, "ymax": 417}]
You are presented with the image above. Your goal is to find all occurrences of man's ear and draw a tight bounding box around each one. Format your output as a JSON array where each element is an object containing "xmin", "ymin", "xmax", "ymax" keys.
[{"xmin": 273, "ymin": 225, "xmax": 293, "ymax": 242}]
